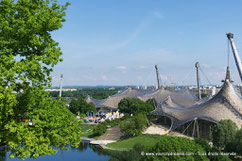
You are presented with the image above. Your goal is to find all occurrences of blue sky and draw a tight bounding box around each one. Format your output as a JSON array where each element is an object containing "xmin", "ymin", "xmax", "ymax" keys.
[{"xmin": 51, "ymin": 0, "xmax": 242, "ymax": 86}]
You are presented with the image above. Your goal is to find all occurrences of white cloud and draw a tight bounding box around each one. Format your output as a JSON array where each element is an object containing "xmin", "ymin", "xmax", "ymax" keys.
[
  {"xmin": 136, "ymin": 65, "xmax": 148, "ymax": 70},
  {"xmin": 115, "ymin": 66, "xmax": 127, "ymax": 74},
  {"xmin": 201, "ymin": 63, "xmax": 211, "ymax": 68},
  {"xmin": 101, "ymin": 75, "xmax": 108, "ymax": 81},
  {"xmin": 116, "ymin": 66, "xmax": 127, "ymax": 70}
]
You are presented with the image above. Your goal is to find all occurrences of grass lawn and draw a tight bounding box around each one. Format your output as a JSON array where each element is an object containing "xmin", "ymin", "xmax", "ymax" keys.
[
  {"xmin": 80, "ymin": 124, "xmax": 97, "ymax": 138},
  {"xmin": 106, "ymin": 134, "xmax": 162, "ymax": 151}
]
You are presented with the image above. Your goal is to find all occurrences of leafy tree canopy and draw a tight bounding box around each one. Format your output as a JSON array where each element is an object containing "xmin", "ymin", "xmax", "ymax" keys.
[
  {"xmin": 118, "ymin": 98, "xmax": 154, "ymax": 115},
  {"xmin": 0, "ymin": 0, "xmax": 82, "ymax": 159},
  {"xmin": 225, "ymin": 127, "xmax": 242, "ymax": 156},
  {"xmin": 69, "ymin": 97, "xmax": 96, "ymax": 115},
  {"xmin": 212, "ymin": 120, "xmax": 238, "ymax": 148}
]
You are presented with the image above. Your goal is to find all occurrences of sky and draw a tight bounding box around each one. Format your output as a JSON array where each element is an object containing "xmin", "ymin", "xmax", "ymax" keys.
[{"xmin": 51, "ymin": 0, "xmax": 242, "ymax": 87}]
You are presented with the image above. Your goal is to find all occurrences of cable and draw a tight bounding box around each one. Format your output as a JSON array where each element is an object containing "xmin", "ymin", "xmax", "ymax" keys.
[
  {"xmin": 142, "ymin": 67, "xmax": 155, "ymax": 87},
  {"xmin": 182, "ymin": 120, "xmax": 194, "ymax": 134},
  {"xmin": 199, "ymin": 66, "xmax": 212, "ymax": 85}
]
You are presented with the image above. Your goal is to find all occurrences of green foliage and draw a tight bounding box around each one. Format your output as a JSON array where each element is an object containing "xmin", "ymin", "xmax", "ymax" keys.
[
  {"xmin": 141, "ymin": 135, "xmax": 209, "ymax": 161},
  {"xmin": 146, "ymin": 98, "xmax": 157, "ymax": 108},
  {"xmin": 48, "ymin": 87, "xmax": 123, "ymax": 99},
  {"xmin": 59, "ymin": 97, "xmax": 70, "ymax": 105},
  {"xmin": 106, "ymin": 134, "xmax": 161, "ymax": 151},
  {"xmin": 201, "ymin": 93, "xmax": 208, "ymax": 98},
  {"xmin": 195, "ymin": 138, "xmax": 231, "ymax": 161},
  {"xmin": 194, "ymin": 138, "xmax": 211, "ymax": 153},
  {"xmin": 105, "ymin": 118, "xmax": 121, "ymax": 128},
  {"xmin": 107, "ymin": 135, "xmax": 231, "ymax": 161},
  {"xmin": 120, "ymin": 113, "xmax": 148, "ymax": 136},
  {"xmin": 80, "ymin": 124, "xmax": 96, "ymax": 138},
  {"xmin": 212, "ymin": 120, "xmax": 238, "ymax": 148},
  {"xmin": 232, "ymin": 128, "xmax": 242, "ymax": 155},
  {"xmin": 0, "ymin": 0, "xmax": 83, "ymax": 159},
  {"xmin": 118, "ymin": 98, "xmax": 154, "ymax": 115},
  {"xmin": 225, "ymin": 128, "xmax": 242, "ymax": 156},
  {"xmin": 80, "ymin": 114, "xmax": 86, "ymax": 118},
  {"xmin": 92, "ymin": 119, "xmax": 121, "ymax": 137},
  {"xmin": 93, "ymin": 122, "xmax": 107, "ymax": 136},
  {"xmin": 69, "ymin": 98, "xmax": 79, "ymax": 114},
  {"xmin": 1, "ymin": 89, "xmax": 82, "ymax": 159},
  {"xmin": 69, "ymin": 97, "xmax": 96, "ymax": 115},
  {"xmin": 108, "ymin": 149, "xmax": 141, "ymax": 161}
]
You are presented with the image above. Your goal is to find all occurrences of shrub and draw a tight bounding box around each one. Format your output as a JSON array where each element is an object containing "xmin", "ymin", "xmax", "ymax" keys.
[
  {"xmin": 93, "ymin": 122, "xmax": 107, "ymax": 136},
  {"xmin": 141, "ymin": 135, "xmax": 209, "ymax": 161},
  {"xmin": 195, "ymin": 138, "xmax": 231, "ymax": 161},
  {"xmin": 120, "ymin": 113, "xmax": 147, "ymax": 136}
]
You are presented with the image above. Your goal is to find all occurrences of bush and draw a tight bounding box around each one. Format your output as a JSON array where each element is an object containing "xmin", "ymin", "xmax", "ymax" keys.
[
  {"xmin": 93, "ymin": 119, "xmax": 121, "ymax": 136},
  {"xmin": 120, "ymin": 113, "xmax": 147, "ymax": 136},
  {"xmin": 141, "ymin": 135, "xmax": 209, "ymax": 161},
  {"xmin": 106, "ymin": 119, "xmax": 121, "ymax": 127},
  {"xmin": 93, "ymin": 122, "xmax": 107, "ymax": 136},
  {"xmin": 194, "ymin": 138, "xmax": 211, "ymax": 153},
  {"xmin": 195, "ymin": 138, "xmax": 231, "ymax": 161}
]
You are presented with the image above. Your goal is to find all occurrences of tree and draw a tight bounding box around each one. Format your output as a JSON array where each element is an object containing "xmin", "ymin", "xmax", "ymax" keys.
[
  {"xmin": 212, "ymin": 120, "xmax": 238, "ymax": 148},
  {"xmin": 68, "ymin": 97, "xmax": 96, "ymax": 115},
  {"xmin": 118, "ymin": 98, "xmax": 154, "ymax": 115},
  {"xmin": 232, "ymin": 128, "xmax": 242, "ymax": 155},
  {"xmin": 0, "ymin": 0, "xmax": 82, "ymax": 159},
  {"xmin": 195, "ymin": 138, "xmax": 231, "ymax": 161},
  {"xmin": 69, "ymin": 99, "xmax": 80, "ymax": 115},
  {"xmin": 225, "ymin": 128, "xmax": 242, "ymax": 156}
]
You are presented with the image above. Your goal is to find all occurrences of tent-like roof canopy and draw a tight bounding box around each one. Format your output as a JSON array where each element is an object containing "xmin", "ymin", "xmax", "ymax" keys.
[
  {"xmin": 139, "ymin": 88, "xmax": 199, "ymax": 107},
  {"xmin": 153, "ymin": 67, "xmax": 242, "ymax": 129},
  {"xmin": 86, "ymin": 85, "xmax": 199, "ymax": 110}
]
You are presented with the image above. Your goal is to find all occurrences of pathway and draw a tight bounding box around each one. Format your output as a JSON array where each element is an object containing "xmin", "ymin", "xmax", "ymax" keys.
[{"xmin": 98, "ymin": 125, "xmax": 123, "ymax": 140}]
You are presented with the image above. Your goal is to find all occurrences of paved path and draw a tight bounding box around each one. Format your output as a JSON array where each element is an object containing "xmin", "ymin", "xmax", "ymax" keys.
[
  {"xmin": 81, "ymin": 137, "xmax": 96, "ymax": 142},
  {"xmin": 98, "ymin": 125, "xmax": 123, "ymax": 140},
  {"xmin": 90, "ymin": 140, "xmax": 116, "ymax": 145}
]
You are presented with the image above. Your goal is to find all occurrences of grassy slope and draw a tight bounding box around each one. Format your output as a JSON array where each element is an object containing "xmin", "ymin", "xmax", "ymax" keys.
[
  {"xmin": 106, "ymin": 134, "xmax": 162, "ymax": 151},
  {"xmin": 80, "ymin": 124, "xmax": 97, "ymax": 138}
]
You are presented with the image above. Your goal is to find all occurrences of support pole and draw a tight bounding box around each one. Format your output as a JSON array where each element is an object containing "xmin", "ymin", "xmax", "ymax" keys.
[
  {"xmin": 192, "ymin": 119, "xmax": 196, "ymax": 137},
  {"xmin": 195, "ymin": 62, "xmax": 201, "ymax": 100},
  {"xmin": 155, "ymin": 65, "xmax": 161, "ymax": 89},
  {"xmin": 227, "ymin": 33, "xmax": 242, "ymax": 82},
  {"xmin": 59, "ymin": 74, "xmax": 63, "ymax": 97},
  {"xmin": 196, "ymin": 119, "xmax": 200, "ymax": 138}
]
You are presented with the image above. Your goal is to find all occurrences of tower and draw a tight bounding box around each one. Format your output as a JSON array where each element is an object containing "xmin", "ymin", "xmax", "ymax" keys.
[{"xmin": 59, "ymin": 74, "xmax": 63, "ymax": 97}]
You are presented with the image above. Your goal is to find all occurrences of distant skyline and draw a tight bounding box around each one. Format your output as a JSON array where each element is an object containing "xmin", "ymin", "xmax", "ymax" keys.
[{"xmin": 51, "ymin": 0, "xmax": 242, "ymax": 86}]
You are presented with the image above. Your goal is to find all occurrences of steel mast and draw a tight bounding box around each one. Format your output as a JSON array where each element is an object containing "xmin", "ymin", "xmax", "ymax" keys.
[
  {"xmin": 195, "ymin": 62, "xmax": 201, "ymax": 100},
  {"xmin": 226, "ymin": 33, "xmax": 242, "ymax": 82},
  {"xmin": 155, "ymin": 64, "xmax": 161, "ymax": 89}
]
